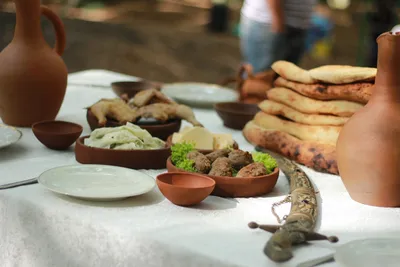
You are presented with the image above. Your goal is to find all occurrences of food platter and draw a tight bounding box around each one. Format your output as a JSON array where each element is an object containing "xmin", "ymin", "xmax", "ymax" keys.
[
  {"xmin": 166, "ymin": 143, "xmax": 280, "ymax": 198},
  {"xmin": 161, "ymin": 82, "xmax": 239, "ymax": 108},
  {"xmin": 0, "ymin": 124, "xmax": 22, "ymax": 149},
  {"xmin": 75, "ymin": 135, "xmax": 171, "ymax": 170},
  {"xmin": 38, "ymin": 164, "xmax": 156, "ymax": 201}
]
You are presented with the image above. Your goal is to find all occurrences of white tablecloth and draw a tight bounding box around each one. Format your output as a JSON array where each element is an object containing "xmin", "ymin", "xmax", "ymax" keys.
[{"xmin": 1, "ymin": 70, "xmax": 400, "ymax": 267}]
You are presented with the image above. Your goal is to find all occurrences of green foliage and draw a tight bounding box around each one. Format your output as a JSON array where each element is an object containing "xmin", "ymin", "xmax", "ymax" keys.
[
  {"xmin": 171, "ymin": 142, "xmax": 196, "ymax": 172},
  {"xmin": 252, "ymin": 152, "xmax": 277, "ymax": 174}
]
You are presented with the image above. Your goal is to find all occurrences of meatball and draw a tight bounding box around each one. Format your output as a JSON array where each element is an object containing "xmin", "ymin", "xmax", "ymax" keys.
[
  {"xmin": 206, "ymin": 149, "xmax": 230, "ymax": 163},
  {"xmin": 187, "ymin": 151, "xmax": 211, "ymax": 174},
  {"xmin": 228, "ymin": 150, "xmax": 253, "ymax": 169},
  {"xmin": 236, "ymin": 162, "xmax": 267, "ymax": 178},
  {"xmin": 209, "ymin": 157, "xmax": 233, "ymax": 177}
]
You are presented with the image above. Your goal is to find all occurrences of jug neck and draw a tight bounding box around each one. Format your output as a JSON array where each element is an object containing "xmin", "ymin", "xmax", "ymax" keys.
[
  {"xmin": 374, "ymin": 32, "xmax": 400, "ymax": 101},
  {"xmin": 13, "ymin": 0, "xmax": 44, "ymax": 42}
]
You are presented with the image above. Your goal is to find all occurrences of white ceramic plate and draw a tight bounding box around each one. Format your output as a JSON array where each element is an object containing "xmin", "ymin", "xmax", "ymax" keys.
[
  {"xmin": 161, "ymin": 82, "xmax": 238, "ymax": 108},
  {"xmin": 38, "ymin": 164, "xmax": 156, "ymax": 201},
  {"xmin": 334, "ymin": 238, "xmax": 400, "ymax": 267},
  {"xmin": 0, "ymin": 124, "xmax": 22, "ymax": 149}
]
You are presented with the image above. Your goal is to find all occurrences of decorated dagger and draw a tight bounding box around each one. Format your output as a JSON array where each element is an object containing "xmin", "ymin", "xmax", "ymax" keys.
[{"xmin": 248, "ymin": 147, "xmax": 339, "ymax": 262}]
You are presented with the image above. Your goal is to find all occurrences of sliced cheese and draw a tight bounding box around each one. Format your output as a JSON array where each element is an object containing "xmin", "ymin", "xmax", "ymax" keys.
[
  {"xmin": 172, "ymin": 133, "xmax": 183, "ymax": 144},
  {"xmin": 173, "ymin": 127, "xmax": 214, "ymax": 150},
  {"xmin": 212, "ymin": 133, "xmax": 234, "ymax": 150}
]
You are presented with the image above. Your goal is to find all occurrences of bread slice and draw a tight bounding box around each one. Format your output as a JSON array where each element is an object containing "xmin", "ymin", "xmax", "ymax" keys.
[
  {"xmin": 271, "ymin": 60, "xmax": 317, "ymax": 84},
  {"xmin": 243, "ymin": 121, "xmax": 338, "ymax": 174},
  {"xmin": 258, "ymin": 99, "xmax": 349, "ymax": 126},
  {"xmin": 309, "ymin": 65, "xmax": 377, "ymax": 84},
  {"xmin": 266, "ymin": 87, "xmax": 363, "ymax": 117}
]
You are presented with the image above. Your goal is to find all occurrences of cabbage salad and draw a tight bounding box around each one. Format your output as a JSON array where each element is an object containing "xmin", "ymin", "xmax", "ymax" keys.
[{"xmin": 85, "ymin": 122, "xmax": 165, "ymax": 150}]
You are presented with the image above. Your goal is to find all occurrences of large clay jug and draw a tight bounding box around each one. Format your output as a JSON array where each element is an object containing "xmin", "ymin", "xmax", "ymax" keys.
[
  {"xmin": 0, "ymin": 0, "xmax": 67, "ymax": 127},
  {"xmin": 336, "ymin": 32, "xmax": 400, "ymax": 207}
]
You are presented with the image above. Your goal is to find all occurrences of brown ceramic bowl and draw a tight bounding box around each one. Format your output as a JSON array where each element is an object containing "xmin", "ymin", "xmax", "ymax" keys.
[
  {"xmin": 214, "ymin": 102, "xmax": 260, "ymax": 130},
  {"xmin": 75, "ymin": 135, "xmax": 170, "ymax": 169},
  {"xmin": 32, "ymin": 120, "xmax": 83, "ymax": 150},
  {"xmin": 86, "ymin": 109, "xmax": 181, "ymax": 141},
  {"xmin": 165, "ymin": 134, "xmax": 239, "ymax": 154},
  {"xmin": 156, "ymin": 172, "xmax": 215, "ymax": 206},
  {"xmin": 111, "ymin": 80, "xmax": 162, "ymax": 99},
  {"xmin": 166, "ymin": 157, "xmax": 279, "ymax": 198}
]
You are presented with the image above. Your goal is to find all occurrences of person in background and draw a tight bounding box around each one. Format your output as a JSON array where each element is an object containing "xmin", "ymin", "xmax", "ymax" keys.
[{"xmin": 239, "ymin": 0, "xmax": 317, "ymax": 74}]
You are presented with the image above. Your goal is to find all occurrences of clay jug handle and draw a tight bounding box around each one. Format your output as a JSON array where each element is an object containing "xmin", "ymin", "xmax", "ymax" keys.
[
  {"xmin": 238, "ymin": 63, "xmax": 255, "ymax": 80},
  {"xmin": 40, "ymin": 6, "xmax": 66, "ymax": 56}
]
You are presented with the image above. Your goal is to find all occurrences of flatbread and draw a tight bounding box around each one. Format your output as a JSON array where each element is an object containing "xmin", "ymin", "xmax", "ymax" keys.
[
  {"xmin": 266, "ymin": 87, "xmax": 363, "ymax": 117},
  {"xmin": 309, "ymin": 65, "xmax": 377, "ymax": 84},
  {"xmin": 258, "ymin": 100, "xmax": 349, "ymax": 126},
  {"xmin": 253, "ymin": 112, "xmax": 341, "ymax": 145},
  {"xmin": 274, "ymin": 77, "xmax": 372, "ymax": 104},
  {"xmin": 243, "ymin": 121, "xmax": 338, "ymax": 174},
  {"xmin": 271, "ymin": 60, "xmax": 317, "ymax": 84}
]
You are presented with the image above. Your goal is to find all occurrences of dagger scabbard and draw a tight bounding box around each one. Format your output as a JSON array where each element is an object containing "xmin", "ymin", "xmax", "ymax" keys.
[{"xmin": 250, "ymin": 148, "xmax": 338, "ymax": 262}]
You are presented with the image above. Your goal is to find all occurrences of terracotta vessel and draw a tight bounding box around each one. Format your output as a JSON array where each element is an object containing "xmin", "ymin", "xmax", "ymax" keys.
[
  {"xmin": 221, "ymin": 64, "xmax": 276, "ymax": 104},
  {"xmin": 156, "ymin": 172, "xmax": 215, "ymax": 206},
  {"xmin": 75, "ymin": 136, "xmax": 171, "ymax": 170},
  {"xmin": 32, "ymin": 120, "xmax": 82, "ymax": 150},
  {"xmin": 336, "ymin": 32, "xmax": 400, "ymax": 207},
  {"xmin": 0, "ymin": 0, "xmax": 67, "ymax": 127},
  {"xmin": 166, "ymin": 157, "xmax": 280, "ymax": 198}
]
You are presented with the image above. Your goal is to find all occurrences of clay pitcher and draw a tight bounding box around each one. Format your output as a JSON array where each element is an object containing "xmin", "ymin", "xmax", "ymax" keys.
[
  {"xmin": 220, "ymin": 64, "xmax": 276, "ymax": 104},
  {"xmin": 0, "ymin": 0, "xmax": 67, "ymax": 127},
  {"xmin": 336, "ymin": 32, "xmax": 400, "ymax": 207}
]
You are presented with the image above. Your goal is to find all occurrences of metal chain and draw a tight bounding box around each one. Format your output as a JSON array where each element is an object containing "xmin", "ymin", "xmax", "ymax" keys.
[{"xmin": 271, "ymin": 195, "xmax": 292, "ymax": 224}]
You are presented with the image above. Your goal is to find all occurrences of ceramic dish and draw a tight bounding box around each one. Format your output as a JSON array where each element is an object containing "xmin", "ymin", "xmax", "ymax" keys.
[
  {"xmin": 214, "ymin": 102, "xmax": 260, "ymax": 130},
  {"xmin": 165, "ymin": 135, "xmax": 239, "ymax": 154},
  {"xmin": 38, "ymin": 164, "xmax": 156, "ymax": 201},
  {"xmin": 32, "ymin": 120, "xmax": 83, "ymax": 150},
  {"xmin": 166, "ymin": 157, "xmax": 279, "ymax": 198},
  {"xmin": 161, "ymin": 82, "xmax": 239, "ymax": 108},
  {"xmin": 86, "ymin": 109, "xmax": 181, "ymax": 141},
  {"xmin": 0, "ymin": 124, "xmax": 22, "ymax": 149},
  {"xmin": 156, "ymin": 172, "xmax": 215, "ymax": 206},
  {"xmin": 111, "ymin": 80, "xmax": 162, "ymax": 99},
  {"xmin": 75, "ymin": 136, "xmax": 171, "ymax": 169},
  {"xmin": 334, "ymin": 238, "xmax": 400, "ymax": 267}
]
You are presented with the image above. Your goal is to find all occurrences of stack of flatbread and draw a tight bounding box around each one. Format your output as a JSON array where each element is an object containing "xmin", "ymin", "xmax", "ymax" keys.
[{"xmin": 243, "ymin": 60, "xmax": 376, "ymax": 175}]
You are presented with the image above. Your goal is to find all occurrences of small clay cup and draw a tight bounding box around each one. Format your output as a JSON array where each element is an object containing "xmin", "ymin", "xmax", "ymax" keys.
[
  {"xmin": 166, "ymin": 157, "xmax": 279, "ymax": 198},
  {"xmin": 32, "ymin": 120, "xmax": 83, "ymax": 150},
  {"xmin": 111, "ymin": 80, "xmax": 162, "ymax": 98},
  {"xmin": 75, "ymin": 136, "xmax": 171, "ymax": 169},
  {"xmin": 156, "ymin": 172, "xmax": 215, "ymax": 206},
  {"xmin": 214, "ymin": 102, "xmax": 260, "ymax": 130},
  {"xmin": 86, "ymin": 109, "xmax": 181, "ymax": 141},
  {"xmin": 165, "ymin": 134, "xmax": 239, "ymax": 154}
]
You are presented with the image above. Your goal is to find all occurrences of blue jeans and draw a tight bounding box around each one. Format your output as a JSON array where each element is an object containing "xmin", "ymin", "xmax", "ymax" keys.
[{"xmin": 239, "ymin": 15, "xmax": 307, "ymax": 73}]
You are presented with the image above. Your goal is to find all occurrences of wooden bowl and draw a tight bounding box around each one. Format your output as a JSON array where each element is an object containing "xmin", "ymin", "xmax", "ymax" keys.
[
  {"xmin": 165, "ymin": 134, "xmax": 239, "ymax": 154},
  {"xmin": 214, "ymin": 102, "xmax": 260, "ymax": 130},
  {"xmin": 32, "ymin": 120, "xmax": 83, "ymax": 150},
  {"xmin": 156, "ymin": 172, "xmax": 215, "ymax": 206},
  {"xmin": 111, "ymin": 80, "xmax": 162, "ymax": 98},
  {"xmin": 166, "ymin": 157, "xmax": 279, "ymax": 198},
  {"xmin": 86, "ymin": 109, "xmax": 181, "ymax": 141},
  {"xmin": 75, "ymin": 136, "xmax": 170, "ymax": 169}
]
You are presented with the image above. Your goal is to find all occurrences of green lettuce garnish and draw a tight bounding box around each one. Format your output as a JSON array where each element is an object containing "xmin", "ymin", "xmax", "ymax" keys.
[
  {"xmin": 171, "ymin": 142, "xmax": 196, "ymax": 172},
  {"xmin": 252, "ymin": 152, "xmax": 277, "ymax": 174}
]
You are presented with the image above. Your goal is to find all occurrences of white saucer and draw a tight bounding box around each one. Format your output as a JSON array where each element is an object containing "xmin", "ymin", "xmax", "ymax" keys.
[
  {"xmin": 0, "ymin": 124, "xmax": 22, "ymax": 149},
  {"xmin": 161, "ymin": 82, "xmax": 238, "ymax": 108},
  {"xmin": 334, "ymin": 238, "xmax": 400, "ymax": 267},
  {"xmin": 38, "ymin": 164, "xmax": 156, "ymax": 201}
]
